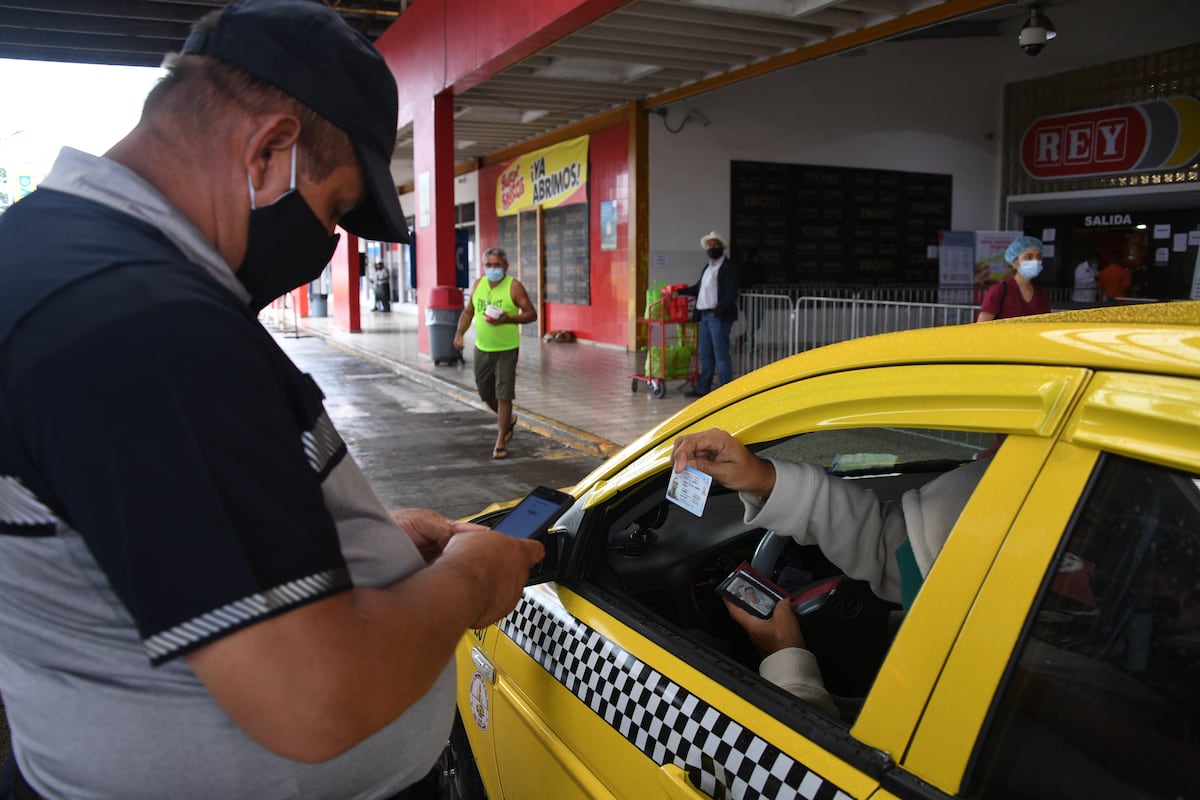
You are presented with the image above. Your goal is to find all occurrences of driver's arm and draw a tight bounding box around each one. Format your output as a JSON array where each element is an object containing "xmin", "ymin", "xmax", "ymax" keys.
[
  {"xmin": 724, "ymin": 598, "xmax": 839, "ymax": 717},
  {"xmin": 672, "ymin": 430, "xmax": 904, "ymax": 602},
  {"xmin": 741, "ymin": 459, "xmax": 906, "ymax": 604}
]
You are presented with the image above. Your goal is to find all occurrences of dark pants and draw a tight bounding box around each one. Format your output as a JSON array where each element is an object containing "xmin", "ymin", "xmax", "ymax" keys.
[
  {"xmin": 375, "ymin": 282, "xmax": 392, "ymax": 311},
  {"xmin": 696, "ymin": 312, "xmax": 733, "ymax": 393},
  {"xmin": 0, "ymin": 758, "xmax": 42, "ymax": 800}
]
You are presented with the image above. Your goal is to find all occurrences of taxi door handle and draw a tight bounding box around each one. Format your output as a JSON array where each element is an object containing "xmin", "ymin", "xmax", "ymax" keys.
[
  {"xmin": 656, "ymin": 764, "xmax": 709, "ymax": 799},
  {"xmin": 470, "ymin": 647, "xmax": 495, "ymax": 683}
]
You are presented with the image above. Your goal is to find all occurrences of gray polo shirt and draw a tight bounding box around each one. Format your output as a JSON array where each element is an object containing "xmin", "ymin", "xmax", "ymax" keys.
[{"xmin": 0, "ymin": 148, "xmax": 453, "ymax": 799}]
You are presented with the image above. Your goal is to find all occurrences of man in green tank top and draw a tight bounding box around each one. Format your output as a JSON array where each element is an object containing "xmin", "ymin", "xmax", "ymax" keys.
[{"xmin": 454, "ymin": 247, "xmax": 537, "ymax": 458}]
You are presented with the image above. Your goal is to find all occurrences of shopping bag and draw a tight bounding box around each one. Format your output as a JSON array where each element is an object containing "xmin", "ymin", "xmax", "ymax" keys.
[
  {"xmin": 668, "ymin": 345, "xmax": 692, "ymax": 374},
  {"xmin": 644, "ymin": 280, "xmax": 668, "ymax": 321},
  {"xmin": 667, "ymin": 296, "xmax": 690, "ymax": 321},
  {"xmin": 644, "ymin": 348, "xmax": 663, "ymax": 377}
]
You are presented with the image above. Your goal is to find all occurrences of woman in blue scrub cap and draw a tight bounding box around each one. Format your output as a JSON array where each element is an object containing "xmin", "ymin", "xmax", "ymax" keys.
[{"xmin": 976, "ymin": 235, "xmax": 1052, "ymax": 322}]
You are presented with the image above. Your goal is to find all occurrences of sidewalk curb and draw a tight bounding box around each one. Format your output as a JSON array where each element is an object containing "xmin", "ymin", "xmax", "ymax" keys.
[{"xmin": 308, "ymin": 330, "xmax": 620, "ymax": 460}]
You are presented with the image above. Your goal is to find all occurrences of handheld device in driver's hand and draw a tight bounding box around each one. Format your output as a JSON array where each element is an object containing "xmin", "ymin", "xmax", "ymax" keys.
[
  {"xmin": 492, "ymin": 486, "xmax": 574, "ymax": 541},
  {"xmin": 715, "ymin": 561, "xmax": 790, "ymax": 619}
]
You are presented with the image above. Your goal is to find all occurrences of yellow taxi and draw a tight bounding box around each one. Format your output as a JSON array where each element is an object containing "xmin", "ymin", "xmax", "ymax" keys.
[{"xmin": 445, "ymin": 302, "xmax": 1200, "ymax": 800}]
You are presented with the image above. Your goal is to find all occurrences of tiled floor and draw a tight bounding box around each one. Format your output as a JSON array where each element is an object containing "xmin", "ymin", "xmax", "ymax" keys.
[{"xmin": 273, "ymin": 303, "xmax": 697, "ymax": 456}]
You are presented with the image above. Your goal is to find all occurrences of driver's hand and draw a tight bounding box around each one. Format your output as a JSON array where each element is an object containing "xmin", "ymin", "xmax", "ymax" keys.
[
  {"xmin": 672, "ymin": 428, "xmax": 775, "ymax": 497},
  {"xmin": 724, "ymin": 598, "xmax": 806, "ymax": 654}
]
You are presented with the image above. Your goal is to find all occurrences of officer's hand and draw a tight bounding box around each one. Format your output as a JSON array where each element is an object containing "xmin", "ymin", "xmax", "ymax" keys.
[
  {"xmin": 389, "ymin": 508, "xmax": 488, "ymax": 563},
  {"xmin": 441, "ymin": 530, "xmax": 544, "ymax": 627}
]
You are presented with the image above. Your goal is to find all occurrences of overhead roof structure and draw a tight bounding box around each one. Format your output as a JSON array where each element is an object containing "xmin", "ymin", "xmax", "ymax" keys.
[
  {"xmin": 2, "ymin": 0, "xmax": 1026, "ymax": 183},
  {"xmin": 0, "ymin": 1, "xmax": 407, "ymax": 66}
]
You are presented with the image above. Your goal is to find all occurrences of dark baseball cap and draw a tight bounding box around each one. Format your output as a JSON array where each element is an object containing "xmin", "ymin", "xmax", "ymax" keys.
[{"xmin": 180, "ymin": 0, "xmax": 411, "ymax": 243}]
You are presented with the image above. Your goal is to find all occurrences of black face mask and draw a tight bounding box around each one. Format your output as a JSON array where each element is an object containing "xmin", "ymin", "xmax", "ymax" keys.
[
  {"xmin": 707, "ymin": 246, "xmax": 725, "ymax": 260},
  {"xmin": 237, "ymin": 147, "xmax": 340, "ymax": 311}
]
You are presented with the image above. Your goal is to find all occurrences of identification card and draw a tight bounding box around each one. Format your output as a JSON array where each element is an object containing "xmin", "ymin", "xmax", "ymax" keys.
[{"xmin": 665, "ymin": 466, "xmax": 712, "ymax": 517}]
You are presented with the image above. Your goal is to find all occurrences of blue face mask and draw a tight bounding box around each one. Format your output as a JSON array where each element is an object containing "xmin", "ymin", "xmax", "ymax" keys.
[
  {"xmin": 1018, "ymin": 260, "xmax": 1043, "ymax": 279},
  {"xmin": 486, "ymin": 267, "xmax": 505, "ymax": 283}
]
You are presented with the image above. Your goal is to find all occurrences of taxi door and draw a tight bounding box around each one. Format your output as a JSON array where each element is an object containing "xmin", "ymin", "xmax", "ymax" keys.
[
  {"xmin": 471, "ymin": 363, "xmax": 1091, "ymax": 799},
  {"xmin": 897, "ymin": 370, "xmax": 1200, "ymax": 798},
  {"xmin": 454, "ymin": 621, "xmax": 505, "ymax": 799}
]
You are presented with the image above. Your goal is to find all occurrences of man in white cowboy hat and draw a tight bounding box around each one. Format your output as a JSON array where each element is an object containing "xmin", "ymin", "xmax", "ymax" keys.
[{"xmin": 672, "ymin": 230, "xmax": 740, "ymax": 397}]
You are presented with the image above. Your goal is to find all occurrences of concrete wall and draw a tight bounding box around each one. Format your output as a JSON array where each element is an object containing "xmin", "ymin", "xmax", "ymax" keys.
[{"xmin": 646, "ymin": 0, "xmax": 1200, "ymax": 285}]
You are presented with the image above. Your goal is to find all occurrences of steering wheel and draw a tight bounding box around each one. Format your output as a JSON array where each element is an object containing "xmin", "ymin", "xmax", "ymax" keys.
[
  {"xmin": 749, "ymin": 529, "xmax": 792, "ymax": 578},
  {"xmin": 749, "ymin": 529, "xmax": 849, "ymax": 618}
]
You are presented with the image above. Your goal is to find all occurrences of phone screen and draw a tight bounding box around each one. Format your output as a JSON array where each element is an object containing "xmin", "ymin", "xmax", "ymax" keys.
[{"xmin": 492, "ymin": 487, "xmax": 572, "ymax": 540}]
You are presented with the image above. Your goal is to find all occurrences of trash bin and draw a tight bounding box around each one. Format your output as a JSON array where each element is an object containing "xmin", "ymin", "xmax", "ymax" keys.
[
  {"xmin": 308, "ymin": 293, "xmax": 328, "ymax": 317},
  {"xmin": 426, "ymin": 285, "xmax": 464, "ymax": 366}
]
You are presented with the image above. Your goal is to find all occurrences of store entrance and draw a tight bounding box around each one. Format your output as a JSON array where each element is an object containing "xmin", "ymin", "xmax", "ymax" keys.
[{"xmin": 1022, "ymin": 209, "xmax": 1200, "ymax": 302}]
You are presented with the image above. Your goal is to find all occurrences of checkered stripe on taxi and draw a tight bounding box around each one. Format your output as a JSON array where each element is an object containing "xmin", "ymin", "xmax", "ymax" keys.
[{"xmin": 501, "ymin": 591, "xmax": 852, "ymax": 800}]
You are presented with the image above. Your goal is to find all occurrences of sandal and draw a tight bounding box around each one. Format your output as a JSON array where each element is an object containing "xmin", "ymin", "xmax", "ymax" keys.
[
  {"xmin": 492, "ymin": 446, "xmax": 509, "ymax": 459},
  {"xmin": 504, "ymin": 417, "xmax": 517, "ymax": 444}
]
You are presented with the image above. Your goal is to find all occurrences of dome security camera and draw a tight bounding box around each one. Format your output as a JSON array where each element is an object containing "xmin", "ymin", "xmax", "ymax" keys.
[
  {"xmin": 1018, "ymin": 7, "xmax": 1056, "ymax": 56},
  {"xmin": 1019, "ymin": 23, "xmax": 1047, "ymax": 55}
]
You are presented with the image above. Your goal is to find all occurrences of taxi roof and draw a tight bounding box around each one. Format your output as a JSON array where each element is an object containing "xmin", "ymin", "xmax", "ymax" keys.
[{"xmin": 744, "ymin": 300, "xmax": 1200, "ymax": 393}]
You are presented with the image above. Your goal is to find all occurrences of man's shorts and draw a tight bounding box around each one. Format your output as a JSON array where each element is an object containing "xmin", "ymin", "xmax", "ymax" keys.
[{"xmin": 473, "ymin": 347, "xmax": 519, "ymax": 402}]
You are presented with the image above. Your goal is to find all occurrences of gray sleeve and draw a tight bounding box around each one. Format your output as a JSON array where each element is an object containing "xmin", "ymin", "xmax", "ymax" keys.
[
  {"xmin": 759, "ymin": 647, "xmax": 839, "ymax": 718},
  {"xmin": 739, "ymin": 459, "xmax": 905, "ymax": 603},
  {"xmin": 321, "ymin": 455, "xmax": 427, "ymax": 589}
]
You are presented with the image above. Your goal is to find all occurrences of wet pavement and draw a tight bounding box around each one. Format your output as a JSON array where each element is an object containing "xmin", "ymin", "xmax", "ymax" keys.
[
  {"xmin": 269, "ymin": 302, "xmax": 699, "ymax": 459},
  {"xmin": 274, "ymin": 332, "xmax": 605, "ymax": 520}
]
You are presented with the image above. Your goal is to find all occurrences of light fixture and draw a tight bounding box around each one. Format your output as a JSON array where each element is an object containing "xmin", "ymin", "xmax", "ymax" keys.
[{"xmin": 1018, "ymin": 5, "xmax": 1057, "ymax": 56}]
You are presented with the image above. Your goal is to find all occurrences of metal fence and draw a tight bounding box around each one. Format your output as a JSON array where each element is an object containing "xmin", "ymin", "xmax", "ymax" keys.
[
  {"xmin": 733, "ymin": 288, "xmax": 980, "ymax": 376},
  {"xmin": 755, "ymin": 283, "xmax": 1078, "ymax": 306}
]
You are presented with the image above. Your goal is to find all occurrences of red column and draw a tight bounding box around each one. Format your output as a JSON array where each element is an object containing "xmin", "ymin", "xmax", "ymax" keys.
[
  {"xmin": 332, "ymin": 231, "xmax": 361, "ymax": 332},
  {"xmin": 412, "ymin": 90, "xmax": 458, "ymax": 355},
  {"xmin": 292, "ymin": 286, "xmax": 310, "ymax": 317}
]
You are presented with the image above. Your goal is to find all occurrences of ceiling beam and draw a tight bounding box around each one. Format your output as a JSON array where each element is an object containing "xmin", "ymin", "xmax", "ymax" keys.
[
  {"xmin": 0, "ymin": 0, "xmax": 219, "ymax": 22},
  {"xmin": 645, "ymin": 0, "xmax": 1007, "ymax": 108},
  {"xmin": 590, "ymin": 16, "xmax": 819, "ymax": 50}
]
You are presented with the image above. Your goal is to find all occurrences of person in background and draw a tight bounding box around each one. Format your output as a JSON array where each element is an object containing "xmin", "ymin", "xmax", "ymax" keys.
[
  {"xmin": 976, "ymin": 235, "xmax": 1052, "ymax": 322},
  {"xmin": 1097, "ymin": 251, "xmax": 1132, "ymax": 304},
  {"xmin": 371, "ymin": 259, "xmax": 391, "ymax": 311},
  {"xmin": 672, "ymin": 230, "xmax": 739, "ymax": 397},
  {"xmin": 454, "ymin": 246, "xmax": 537, "ymax": 459},
  {"xmin": 0, "ymin": 2, "xmax": 543, "ymax": 798},
  {"xmin": 1072, "ymin": 254, "xmax": 1100, "ymax": 304}
]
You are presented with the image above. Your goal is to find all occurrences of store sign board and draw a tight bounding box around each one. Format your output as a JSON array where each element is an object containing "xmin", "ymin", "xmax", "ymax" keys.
[
  {"xmin": 1083, "ymin": 214, "xmax": 1133, "ymax": 227},
  {"xmin": 496, "ymin": 135, "xmax": 589, "ymax": 216},
  {"xmin": 1021, "ymin": 96, "xmax": 1200, "ymax": 180}
]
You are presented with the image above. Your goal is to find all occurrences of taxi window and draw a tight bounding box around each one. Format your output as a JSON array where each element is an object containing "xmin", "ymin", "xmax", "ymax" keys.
[
  {"xmin": 755, "ymin": 427, "xmax": 993, "ymax": 472},
  {"xmin": 585, "ymin": 426, "xmax": 994, "ymax": 725},
  {"xmin": 970, "ymin": 454, "xmax": 1200, "ymax": 799}
]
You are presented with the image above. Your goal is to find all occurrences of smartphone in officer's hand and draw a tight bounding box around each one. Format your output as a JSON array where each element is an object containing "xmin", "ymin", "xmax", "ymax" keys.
[{"xmin": 492, "ymin": 486, "xmax": 574, "ymax": 541}]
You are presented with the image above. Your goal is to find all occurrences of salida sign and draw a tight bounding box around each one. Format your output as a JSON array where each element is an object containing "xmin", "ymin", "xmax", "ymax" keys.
[{"xmin": 1021, "ymin": 96, "xmax": 1200, "ymax": 180}]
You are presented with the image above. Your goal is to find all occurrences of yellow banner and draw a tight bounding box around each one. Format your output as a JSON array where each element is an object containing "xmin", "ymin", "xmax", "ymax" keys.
[{"xmin": 496, "ymin": 135, "xmax": 588, "ymax": 216}]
